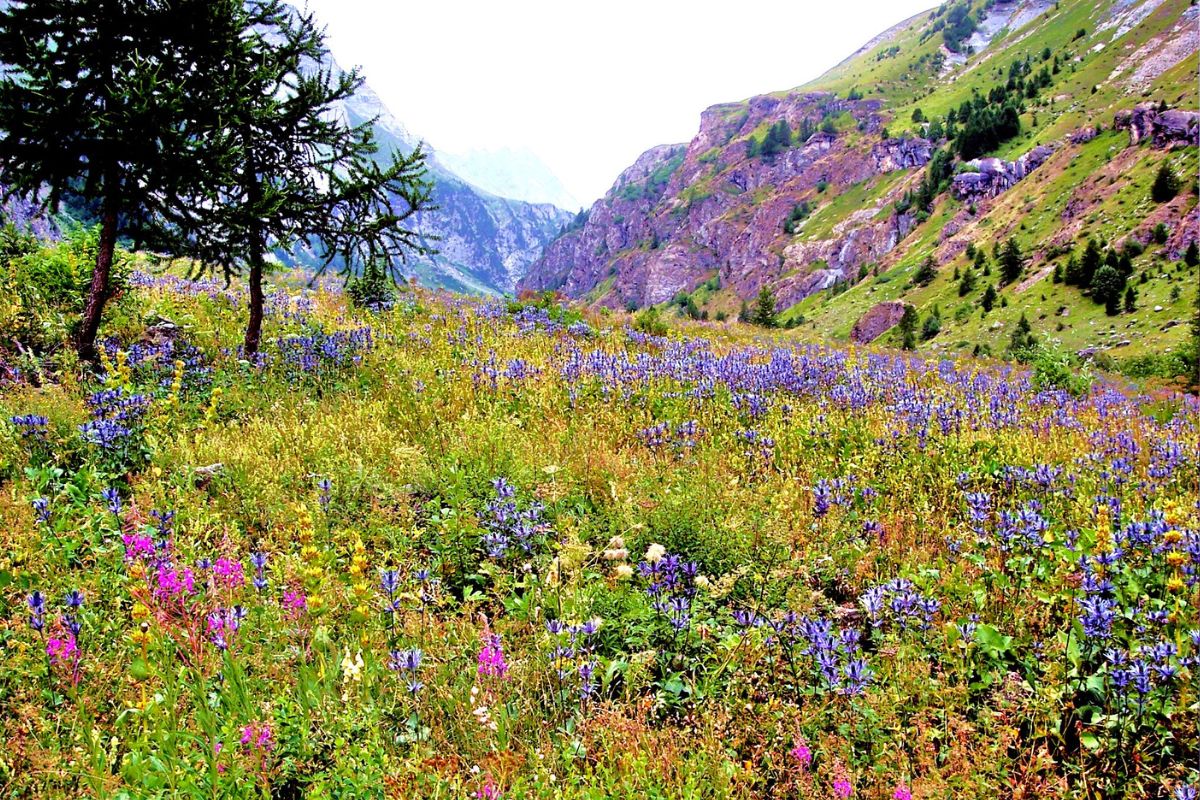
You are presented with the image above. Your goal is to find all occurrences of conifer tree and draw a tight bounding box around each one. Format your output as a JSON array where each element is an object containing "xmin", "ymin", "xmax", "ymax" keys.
[
  {"xmin": 958, "ymin": 265, "xmax": 977, "ymax": 296},
  {"xmin": 913, "ymin": 255, "xmax": 937, "ymax": 286},
  {"xmin": 981, "ymin": 284, "xmax": 998, "ymax": 313},
  {"xmin": 752, "ymin": 285, "xmax": 778, "ymax": 328},
  {"xmin": 1080, "ymin": 238, "xmax": 1103, "ymax": 288},
  {"xmin": 1150, "ymin": 161, "xmax": 1180, "ymax": 203},
  {"xmin": 0, "ymin": 0, "xmax": 243, "ymax": 361},
  {"xmin": 898, "ymin": 305, "xmax": 919, "ymax": 350},
  {"xmin": 1008, "ymin": 313, "xmax": 1036, "ymax": 359},
  {"xmin": 180, "ymin": 1, "xmax": 434, "ymax": 354},
  {"xmin": 998, "ymin": 237, "xmax": 1025, "ymax": 285},
  {"xmin": 1185, "ymin": 240, "xmax": 1199, "ymax": 268}
]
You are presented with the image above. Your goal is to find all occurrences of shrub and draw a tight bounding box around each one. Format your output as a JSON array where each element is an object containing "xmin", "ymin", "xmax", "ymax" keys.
[
  {"xmin": 1030, "ymin": 340, "xmax": 1092, "ymax": 397},
  {"xmin": 633, "ymin": 306, "xmax": 668, "ymax": 336},
  {"xmin": 345, "ymin": 259, "xmax": 398, "ymax": 310},
  {"xmin": 0, "ymin": 225, "xmax": 134, "ymax": 352}
]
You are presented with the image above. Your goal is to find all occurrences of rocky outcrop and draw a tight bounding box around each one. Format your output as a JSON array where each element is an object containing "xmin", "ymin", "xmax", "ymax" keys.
[
  {"xmin": 520, "ymin": 91, "xmax": 924, "ymax": 309},
  {"xmin": 871, "ymin": 138, "xmax": 935, "ymax": 172},
  {"xmin": 951, "ymin": 145, "xmax": 1055, "ymax": 202},
  {"xmin": 1, "ymin": 189, "xmax": 57, "ymax": 240},
  {"xmin": 851, "ymin": 301, "xmax": 910, "ymax": 344},
  {"xmin": 1069, "ymin": 127, "xmax": 1098, "ymax": 145},
  {"xmin": 1113, "ymin": 104, "xmax": 1200, "ymax": 148}
]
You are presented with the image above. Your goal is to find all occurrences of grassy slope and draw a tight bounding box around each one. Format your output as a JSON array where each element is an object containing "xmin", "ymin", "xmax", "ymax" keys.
[{"xmin": 666, "ymin": 0, "xmax": 1199, "ymax": 361}]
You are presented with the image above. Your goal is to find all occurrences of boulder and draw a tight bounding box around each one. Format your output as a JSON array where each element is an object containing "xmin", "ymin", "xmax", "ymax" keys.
[
  {"xmin": 1114, "ymin": 104, "xmax": 1200, "ymax": 147},
  {"xmin": 951, "ymin": 144, "xmax": 1055, "ymax": 202},
  {"xmin": 850, "ymin": 301, "xmax": 909, "ymax": 344},
  {"xmin": 870, "ymin": 137, "xmax": 934, "ymax": 172}
]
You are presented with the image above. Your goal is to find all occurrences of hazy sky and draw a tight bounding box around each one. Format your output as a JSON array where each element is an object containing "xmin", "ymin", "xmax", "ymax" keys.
[{"xmin": 304, "ymin": 0, "xmax": 935, "ymax": 206}]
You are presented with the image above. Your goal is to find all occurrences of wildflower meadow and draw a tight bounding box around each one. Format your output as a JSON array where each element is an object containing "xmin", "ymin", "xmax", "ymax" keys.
[{"xmin": 0, "ymin": 269, "xmax": 1197, "ymax": 799}]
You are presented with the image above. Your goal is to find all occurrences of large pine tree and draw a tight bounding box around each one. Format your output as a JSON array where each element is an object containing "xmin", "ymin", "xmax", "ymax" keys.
[
  {"xmin": 0, "ymin": 0, "xmax": 242, "ymax": 361},
  {"xmin": 180, "ymin": 1, "xmax": 434, "ymax": 355}
]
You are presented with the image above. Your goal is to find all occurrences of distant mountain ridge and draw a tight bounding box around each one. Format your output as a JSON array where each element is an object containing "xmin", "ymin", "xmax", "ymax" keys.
[
  {"xmin": 436, "ymin": 148, "xmax": 580, "ymax": 212},
  {"xmin": 286, "ymin": 39, "xmax": 573, "ymax": 295}
]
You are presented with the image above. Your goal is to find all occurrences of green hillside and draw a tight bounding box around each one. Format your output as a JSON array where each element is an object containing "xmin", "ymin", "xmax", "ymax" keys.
[{"xmin": 569, "ymin": 0, "xmax": 1200, "ymax": 378}]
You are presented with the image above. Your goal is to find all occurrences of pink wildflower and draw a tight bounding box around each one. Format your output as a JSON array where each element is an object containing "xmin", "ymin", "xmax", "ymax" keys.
[
  {"xmin": 477, "ymin": 633, "xmax": 509, "ymax": 679},
  {"xmin": 122, "ymin": 533, "xmax": 154, "ymax": 561},
  {"xmin": 46, "ymin": 633, "xmax": 77, "ymax": 666},
  {"xmin": 833, "ymin": 775, "xmax": 853, "ymax": 799},
  {"xmin": 240, "ymin": 722, "xmax": 273, "ymax": 752},
  {"xmin": 213, "ymin": 557, "xmax": 244, "ymax": 589},
  {"xmin": 282, "ymin": 589, "xmax": 307, "ymax": 619},
  {"xmin": 790, "ymin": 740, "xmax": 812, "ymax": 769},
  {"xmin": 153, "ymin": 566, "xmax": 195, "ymax": 601},
  {"xmin": 473, "ymin": 777, "xmax": 501, "ymax": 800},
  {"xmin": 894, "ymin": 784, "xmax": 912, "ymax": 800}
]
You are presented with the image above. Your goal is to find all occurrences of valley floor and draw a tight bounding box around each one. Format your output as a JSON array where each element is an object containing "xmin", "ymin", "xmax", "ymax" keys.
[{"xmin": 1, "ymin": 273, "xmax": 1197, "ymax": 799}]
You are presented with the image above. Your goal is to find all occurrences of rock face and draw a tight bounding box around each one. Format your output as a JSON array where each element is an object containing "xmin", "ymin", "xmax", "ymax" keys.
[
  {"xmin": 951, "ymin": 145, "xmax": 1055, "ymax": 202},
  {"xmin": 851, "ymin": 301, "xmax": 909, "ymax": 344},
  {"xmin": 520, "ymin": 91, "xmax": 931, "ymax": 309},
  {"xmin": 1113, "ymin": 104, "xmax": 1200, "ymax": 148},
  {"xmin": 1, "ymin": 189, "xmax": 57, "ymax": 240}
]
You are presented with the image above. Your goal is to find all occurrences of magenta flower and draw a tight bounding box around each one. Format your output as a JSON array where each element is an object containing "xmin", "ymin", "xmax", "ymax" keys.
[
  {"xmin": 153, "ymin": 566, "xmax": 195, "ymax": 601},
  {"xmin": 122, "ymin": 533, "xmax": 155, "ymax": 561},
  {"xmin": 282, "ymin": 589, "xmax": 307, "ymax": 619},
  {"xmin": 894, "ymin": 784, "xmax": 912, "ymax": 800},
  {"xmin": 477, "ymin": 633, "xmax": 509, "ymax": 679},
  {"xmin": 833, "ymin": 775, "xmax": 853, "ymax": 799},
  {"xmin": 790, "ymin": 741, "xmax": 812, "ymax": 769},
  {"xmin": 240, "ymin": 722, "xmax": 274, "ymax": 752},
  {"xmin": 213, "ymin": 557, "xmax": 245, "ymax": 589},
  {"xmin": 46, "ymin": 633, "xmax": 77, "ymax": 665}
]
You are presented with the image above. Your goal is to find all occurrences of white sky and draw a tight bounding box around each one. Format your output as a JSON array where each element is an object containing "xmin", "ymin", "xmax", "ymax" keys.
[{"xmin": 304, "ymin": 0, "xmax": 936, "ymax": 205}]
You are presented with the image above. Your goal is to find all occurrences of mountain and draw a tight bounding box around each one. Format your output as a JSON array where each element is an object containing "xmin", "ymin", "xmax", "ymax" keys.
[
  {"xmin": 280, "ymin": 47, "xmax": 574, "ymax": 296},
  {"xmin": 520, "ymin": 0, "xmax": 1199, "ymax": 360},
  {"xmin": 436, "ymin": 147, "xmax": 581, "ymax": 212}
]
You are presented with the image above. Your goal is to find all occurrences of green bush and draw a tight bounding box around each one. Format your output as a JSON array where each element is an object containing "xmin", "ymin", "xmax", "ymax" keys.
[
  {"xmin": 0, "ymin": 225, "xmax": 133, "ymax": 352},
  {"xmin": 633, "ymin": 306, "xmax": 668, "ymax": 336},
  {"xmin": 1029, "ymin": 341, "xmax": 1092, "ymax": 397},
  {"xmin": 345, "ymin": 259, "xmax": 398, "ymax": 310}
]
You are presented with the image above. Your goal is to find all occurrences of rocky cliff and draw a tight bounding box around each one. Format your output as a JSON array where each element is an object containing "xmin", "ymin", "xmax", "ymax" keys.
[{"xmin": 521, "ymin": 92, "xmax": 933, "ymax": 309}]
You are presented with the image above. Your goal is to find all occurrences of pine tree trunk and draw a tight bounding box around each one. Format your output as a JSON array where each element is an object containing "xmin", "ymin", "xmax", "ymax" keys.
[
  {"xmin": 75, "ymin": 200, "xmax": 120, "ymax": 363},
  {"xmin": 243, "ymin": 234, "xmax": 265, "ymax": 356}
]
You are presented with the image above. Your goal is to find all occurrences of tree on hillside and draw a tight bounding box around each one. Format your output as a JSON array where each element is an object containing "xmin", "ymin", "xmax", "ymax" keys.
[
  {"xmin": 898, "ymin": 304, "xmax": 919, "ymax": 350},
  {"xmin": 0, "ymin": 0, "xmax": 241, "ymax": 361},
  {"xmin": 998, "ymin": 237, "xmax": 1025, "ymax": 285},
  {"xmin": 1123, "ymin": 285, "xmax": 1137, "ymax": 314},
  {"xmin": 1008, "ymin": 313, "xmax": 1036, "ymax": 360},
  {"xmin": 920, "ymin": 305, "xmax": 942, "ymax": 340},
  {"xmin": 1185, "ymin": 240, "xmax": 1199, "ymax": 268},
  {"xmin": 958, "ymin": 265, "xmax": 977, "ymax": 296},
  {"xmin": 1091, "ymin": 265, "xmax": 1125, "ymax": 316},
  {"xmin": 980, "ymin": 284, "xmax": 998, "ymax": 313},
  {"xmin": 752, "ymin": 285, "xmax": 779, "ymax": 328},
  {"xmin": 1150, "ymin": 161, "xmax": 1180, "ymax": 203},
  {"xmin": 1078, "ymin": 238, "xmax": 1103, "ymax": 288},
  {"xmin": 913, "ymin": 255, "xmax": 938, "ymax": 287},
  {"xmin": 179, "ymin": 1, "xmax": 434, "ymax": 355}
]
